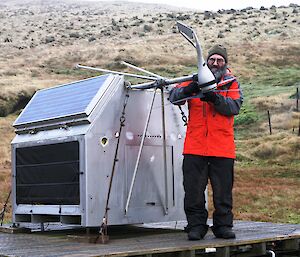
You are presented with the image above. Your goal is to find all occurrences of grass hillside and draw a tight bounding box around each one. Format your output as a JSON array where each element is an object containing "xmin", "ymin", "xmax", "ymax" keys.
[{"xmin": 0, "ymin": 0, "xmax": 299, "ymax": 224}]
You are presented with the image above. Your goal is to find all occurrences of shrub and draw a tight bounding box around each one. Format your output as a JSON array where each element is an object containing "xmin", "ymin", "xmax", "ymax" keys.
[
  {"xmin": 143, "ymin": 24, "xmax": 152, "ymax": 33},
  {"xmin": 69, "ymin": 32, "xmax": 80, "ymax": 38},
  {"xmin": 235, "ymin": 103, "xmax": 259, "ymax": 126},
  {"xmin": 45, "ymin": 35, "xmax": 55, "ymax": 44},
  {"xmin": 252, "ymin": 143, "xmax": 288, "ymax": 159}
]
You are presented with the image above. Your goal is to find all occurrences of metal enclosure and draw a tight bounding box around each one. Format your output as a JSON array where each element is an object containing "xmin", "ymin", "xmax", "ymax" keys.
[{"xmin": 11, "ymin": 74, "xmax": 187, "ymax": 227}]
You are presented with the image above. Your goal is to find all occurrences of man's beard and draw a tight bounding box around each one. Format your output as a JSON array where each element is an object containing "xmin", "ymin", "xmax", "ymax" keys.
[{"xmin": 209, "ymin": 64, "xmax": 227, "ymax": 83}]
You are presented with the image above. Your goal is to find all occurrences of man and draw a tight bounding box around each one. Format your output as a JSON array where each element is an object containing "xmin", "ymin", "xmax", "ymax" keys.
[{"xmin": 169, "ymin": 44, "xmax": 243, "ymax": 240}]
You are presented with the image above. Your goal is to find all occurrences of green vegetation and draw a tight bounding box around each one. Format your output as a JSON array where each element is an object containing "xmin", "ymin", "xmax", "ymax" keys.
[
  {"xmin": 255, "ymin": 66, "xmax": 300, "ymax": 87},
  {"xmin": 48, "ymin": 67, "xmax": 96, "ymax": 77},
  {"xmin": 234, "ymin": 103, "xmax": 259, "ymax": 126},
  {"xmin": 240, "ymin": 66, "xmax": 299, "ymax": 98}
]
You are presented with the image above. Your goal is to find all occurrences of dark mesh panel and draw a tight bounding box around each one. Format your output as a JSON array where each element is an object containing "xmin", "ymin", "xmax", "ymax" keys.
[{"xmin": 16, "ymin": 141, "xmax": 80, "ymax": 205}]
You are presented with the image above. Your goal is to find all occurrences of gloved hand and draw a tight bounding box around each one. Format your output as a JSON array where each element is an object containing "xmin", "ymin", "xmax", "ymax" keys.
[
  {"xmin": 182, "ymin": 81, "xmax": 200, "ymax": 96},
  {"xmin": 201, "ymin": 91, "xmax": 218, "ymax": 103}
]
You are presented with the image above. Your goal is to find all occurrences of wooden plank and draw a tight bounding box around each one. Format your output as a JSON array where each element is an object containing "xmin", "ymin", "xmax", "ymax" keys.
[
  {"xmin": 0, "ymin": 221, "xmax": 299, "ymax": 257},
  {"xmin": 67, "ymin": 234, "xmax": 110, "ymax": 244}
]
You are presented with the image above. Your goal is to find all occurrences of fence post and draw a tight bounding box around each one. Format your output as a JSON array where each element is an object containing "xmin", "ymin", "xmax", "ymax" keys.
[
  {"xmin": 298, "ymin": 118, "xmax": 300, "ymax": 137},
  {"xmin": 296, "ymin": 87, "xmax": 299, "ymax": 112},
  {"xmin": 267, "ymin": 110, "xmax": 272, "ymax": 135}
]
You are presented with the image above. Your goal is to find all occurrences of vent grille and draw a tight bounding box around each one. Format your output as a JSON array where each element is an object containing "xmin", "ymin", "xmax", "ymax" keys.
[{"xmin": 16, "ymin": 141, "xmax": 80, "ymax": 205}]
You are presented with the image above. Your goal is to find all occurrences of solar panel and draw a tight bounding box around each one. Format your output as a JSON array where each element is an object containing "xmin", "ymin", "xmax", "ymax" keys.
[{"xmin": 14, "ymin": 74, "xmax": 111, "ymax": 127}]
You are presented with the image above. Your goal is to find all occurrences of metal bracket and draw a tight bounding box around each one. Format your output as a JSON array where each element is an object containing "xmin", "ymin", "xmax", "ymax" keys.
[{"xmin": 125, "ymin": 90, "xmax": 157, "ymax": 215}]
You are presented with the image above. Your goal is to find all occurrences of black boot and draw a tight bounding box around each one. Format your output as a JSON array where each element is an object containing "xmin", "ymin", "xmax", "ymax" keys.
[
  {"xmin": 187, "ymin": 225, "xmax": 209, "ymax": 240},
  {"xmin": 212, "ymin": 226, "xmax": 236, "ymax": 239}
]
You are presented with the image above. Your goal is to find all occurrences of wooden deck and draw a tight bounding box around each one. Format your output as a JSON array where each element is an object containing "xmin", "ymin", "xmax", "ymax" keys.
[{"xmin": 0, "ymin": 220, "xmax": 299, "ymax": 257}]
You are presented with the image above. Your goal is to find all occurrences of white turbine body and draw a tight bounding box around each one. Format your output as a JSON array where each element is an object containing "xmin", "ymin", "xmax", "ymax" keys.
[
  {"xmin": 177, "ymin": 21, "xmax": 217, "ymax": 93},
  {"xmin": 196, "ymin": 47, "xmax": 217, "ymax": 92}
]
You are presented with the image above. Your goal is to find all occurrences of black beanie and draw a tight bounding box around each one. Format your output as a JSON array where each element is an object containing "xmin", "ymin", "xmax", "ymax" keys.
[{"xmin": 207, "ymin": 44, "xmax": 228, "ymax": 63}]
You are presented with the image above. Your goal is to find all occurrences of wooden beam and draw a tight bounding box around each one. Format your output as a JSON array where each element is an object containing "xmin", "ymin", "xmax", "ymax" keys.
[
  {"xmin": 177, "ymin": 250, "xmax": 195, "ymax": 257},
  {"xmin": 215, "ymin": 246, "xmax": 230, "ymax": 257},
  {"xmin": 281, "ymin": 239, "xmax": 300, "ymax": 251},
  {"xmin": 228, "ymin": 243, "xmax": 266, "ymax": 257},
  {"xmin": 251, "ymin": 243, "xmax": 266, "ymax": 256}
]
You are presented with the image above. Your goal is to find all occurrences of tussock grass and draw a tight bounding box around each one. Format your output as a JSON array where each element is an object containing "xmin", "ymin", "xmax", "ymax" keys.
[
  {"xmin": 0, "ymin": 170, "xmax": 11, "ymax": 223},
  {"xmin": 253, "ymin": 142, "xmax": 289, "ymax": 159},
  {"xmin": 236, "ymin": 132, "xmax": 300, "ymax": 166},
  {"xmin": 250, "ymin": 93, "xmax": 294, "ymax": 112},
  {"xmin": 271, "ymin": 112, "xmax": 297, "ymax": 130},
  {"xmin": 0, "ymin": 116, "xmax": 14, "ymax": 165},
  {"xmin": 0, "ymin": 116, "xmax": 15, "ymax": 223},
  {"xmin": 233, "ymin": 167, "xmax": 300, "ymax": 223}
]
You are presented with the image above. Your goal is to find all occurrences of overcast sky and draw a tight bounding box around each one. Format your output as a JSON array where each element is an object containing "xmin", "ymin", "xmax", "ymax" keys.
[{"xmin": 99, "ymin": 0, "xmax": 300, "ymax": 11}]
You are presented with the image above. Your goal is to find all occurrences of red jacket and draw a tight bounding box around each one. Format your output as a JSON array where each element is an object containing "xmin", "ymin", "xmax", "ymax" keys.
[{"xmin": 169, "ymin": 70, "xmax": 243, "ymax": 158}]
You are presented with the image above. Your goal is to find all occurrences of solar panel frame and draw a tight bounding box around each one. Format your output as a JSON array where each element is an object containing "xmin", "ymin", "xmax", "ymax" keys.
[{"xmin": 13, "ymin": 74, "xmax": 115, "ymax": 128}]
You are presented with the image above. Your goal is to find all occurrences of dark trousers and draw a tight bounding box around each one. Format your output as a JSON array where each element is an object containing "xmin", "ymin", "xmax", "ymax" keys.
[{"xmin": 183, "ymin": 154, "xmax": 234, "ymax": 230}]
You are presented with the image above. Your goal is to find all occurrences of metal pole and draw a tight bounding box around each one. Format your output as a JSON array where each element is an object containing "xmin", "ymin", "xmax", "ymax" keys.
[
  {"xmin": 267, "ymin": 110, "xmax": 272, "ymax": 135},
  {"xmin": 125, "ymin": 90, "xmax": 157, "ymax": 214},
  {"xmin": 129, "ymin": 74, "xmax": 195, "ymax": 90},
  {"xmin": 40, "ymin": 223, "xmax": 45, "ymax": 232},
  {"xmin": 296, "ymin": 87, "xmax": 299, "ymax": 112},
  {"xmin": 121, "ymin": 61, "xmax": 164, "ymax": 79},
  {"xmin": 76, "ymin": 64, "xmax": 158, "ymax": 81},
  {"xmin": 160, "ymin": 87, "xmax": 168, "ymax": 215},
  {"xmin": 298, "ymin": 116, "xmax": 300, "ymax": 137},
  {"xmin": 0, "ymin": 190, "xmax": 11, "ymax": 226}
]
